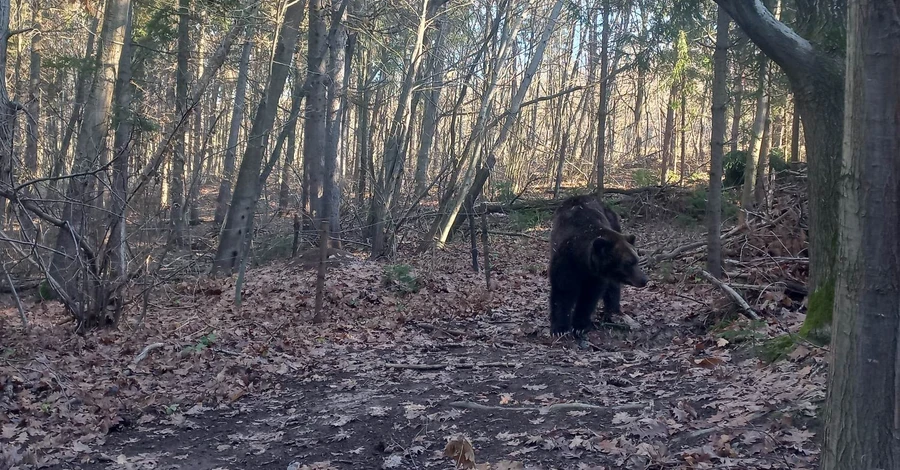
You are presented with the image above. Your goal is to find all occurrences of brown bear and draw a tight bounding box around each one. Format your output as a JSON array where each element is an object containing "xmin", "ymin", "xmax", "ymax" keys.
[{"xmin": 548, "ymin": 195, "xmax": 648, "ymax": 337}]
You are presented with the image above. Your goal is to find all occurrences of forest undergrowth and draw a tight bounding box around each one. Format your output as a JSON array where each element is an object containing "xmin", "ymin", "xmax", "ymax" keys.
[{"xmin": 1, "ymin": 177, "xmax": 823, "ymax": 470}]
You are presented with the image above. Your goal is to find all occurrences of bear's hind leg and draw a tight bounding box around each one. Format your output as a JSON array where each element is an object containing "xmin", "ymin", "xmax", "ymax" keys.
[
  {"xmin": 572, "ymin": 282, "xmax": 603, "ymax": 337},
  {"xmin": 550, "ymin": 284, "xmax": 577, "ymax": 336}
]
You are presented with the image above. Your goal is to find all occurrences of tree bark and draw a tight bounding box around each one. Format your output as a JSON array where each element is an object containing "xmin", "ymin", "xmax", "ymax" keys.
[
  {"xmin": 754, "ymin": 101, "xmax": 771, "ymax": 208},
  {"xmin": 594, "ymin": 0, "xmax": 609, "ymax": 192},
  {"xmin": 169, "ymin": 0, "xmax": 190, "ymax": 244},
  {"xmin": 729, "ymin": 71, "xmax": 742, "ymax": 154},
  {"xmin": 413, "ymin": 9, "xmax": 446, "ymax": 196},
  {"xmin": 323, "ymin": 0, "xmax": 350, "ymax": 239},
  {"xmin": 790, "ymin": 102, "xmax": 800, "ymax": 162},
  {"xmin": 212, "ymin": 0, "xmax": 305, "ymax": 274},
  {"xmin": 304, "ymin": 0, "xmax": 328, "ymax": 221},
  {"xmin": 707, "ymin": 8, "xmax": 729, "ymax": 279},
  {"xmin": 660, "ymin": 82, "xmax": 677, "ymax": 185},
  {"xmin": 822, "ymin": 1, "xmax": 900, "ymax": 466},
  {"xmin": 740, "ymin": 53, "xmax": 768, "ymax": 223},
  {"xmin": 214, "ymin": 36, "xmax": 252, "ymax": 226}
]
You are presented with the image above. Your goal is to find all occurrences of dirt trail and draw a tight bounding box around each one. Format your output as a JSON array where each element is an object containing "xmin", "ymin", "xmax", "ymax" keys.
[
  {"xmin": 59, "ymin": 285, "xmax": 817, "ymax": 470},
  {"xmin": 4, "ymin": 221, "xmax": 822, "ymax": 470}
]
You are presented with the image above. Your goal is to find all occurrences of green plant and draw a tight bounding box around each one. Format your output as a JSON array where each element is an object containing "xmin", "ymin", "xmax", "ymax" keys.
[
  {"xmin": 186, "ymin": 333, "xmax": 217, "ymax": 353},
  {"xmin": 723, "ymin": 150, "xmax": 748, "ymax": 188},
  {"xmin": 164, "ymin": 404, "xmax": 180, "ymax": 415},
  {"xmin": 383, "ymin": 264, "xmax": 421, "ymax": 294},
  {"xmin": 768, "ymin": 148, "xmax": 789, "ymax": 173},
  {"xmin": 631, "ymin": 168, "xmax": 656, "ymax": 187},
  {"xmin": 38, "ymin": 280, "xmax": 58, "ymax": 301}
]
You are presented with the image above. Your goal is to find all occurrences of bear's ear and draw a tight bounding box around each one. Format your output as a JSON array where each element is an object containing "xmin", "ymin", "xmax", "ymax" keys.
[
  {"xmin": 625, "ymin": 233, "xmax": 636, "ymax": 245},
  {"xmin": 592, "ymin": 235, "xmax": 613, "ymax": 254}
]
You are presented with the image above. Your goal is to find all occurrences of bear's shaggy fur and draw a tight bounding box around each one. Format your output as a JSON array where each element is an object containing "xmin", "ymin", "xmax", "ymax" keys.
[{"xmin": 548, "ymin": 195, "xmax": 648, "ymax": 336}]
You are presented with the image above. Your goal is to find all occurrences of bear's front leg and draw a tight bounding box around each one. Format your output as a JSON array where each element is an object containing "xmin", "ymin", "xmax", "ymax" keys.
[
  {"xmin": 572, "ymin": 281, "xmax": 603, "ymax": 337},
  {"xmin": 601, "ymin": 281, "xmax": 621, "ymax": 322},
  {"xmin": 550, "ymin": 284, "xmax": 577, "ymax": 336}
]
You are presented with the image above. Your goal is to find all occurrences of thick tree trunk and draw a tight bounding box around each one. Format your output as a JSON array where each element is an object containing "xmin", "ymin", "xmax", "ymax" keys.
[
  {"xmin": 0, "ymin": 0, "xmax": 18, "ymax": 224},
  {"xmin": 212, "ymin": 0, "xmax": 305, "ymax": 274},
  {"xmin": 214, "ymin": 37, "xmax": 252, "ymax": 226},
  {"xmin": 707, "ymin": 6, "xmax": 729, "ymax": 278},
  {"xmin": 633, "ymin": 67, "xmax": 645, "ymax": 157},
  {"xmin": 304, "ymin": 0, "xmax": 328, "ymax": 221},
  {"xmin": 169, "ymin": 0, "xmax": 190, "ymax": 244},
  {"xmin": 23, "ymin": 0, "xmax": 39, "ymax": 183},
  {"xmin": 823, "ymin": 1, "xmax": 900, "ymax": 466}
]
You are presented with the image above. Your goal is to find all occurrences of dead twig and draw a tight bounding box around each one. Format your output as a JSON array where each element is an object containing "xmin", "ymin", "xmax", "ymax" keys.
[
  {"xmin": 448, "ymin": 401, "xmax": 645, "ymax": 414},
  {"xmin": 384, "ymin": 361, "xmax": 518, "ymax": 371},
  {"xmin": 132, "ymin": 342, "xmax": 166, "ymax": 365},
  {"xmin": 700, "ymin": 270, "xmax": 761, "ymax": 321}
]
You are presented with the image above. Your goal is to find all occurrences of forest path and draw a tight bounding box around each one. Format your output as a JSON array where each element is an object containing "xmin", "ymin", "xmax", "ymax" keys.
[
  {"xmin": 65, "ymin": 279, "xmax": 818, "ymax": 470},
  {"xmin": 3, "ymin": 220, "xmax": 821, "ymax": 469}
]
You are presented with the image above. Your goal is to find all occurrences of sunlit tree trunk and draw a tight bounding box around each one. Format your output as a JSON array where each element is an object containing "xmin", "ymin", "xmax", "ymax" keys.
[{"xmin": 413, "ymin": 8, "xmax": 446, "ymax": 196}]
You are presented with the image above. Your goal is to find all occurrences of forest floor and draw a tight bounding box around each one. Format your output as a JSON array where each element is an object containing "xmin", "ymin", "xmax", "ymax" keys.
[{"xmin": 1, "ymin": 198, "xmax": 824, "ymax": 470}]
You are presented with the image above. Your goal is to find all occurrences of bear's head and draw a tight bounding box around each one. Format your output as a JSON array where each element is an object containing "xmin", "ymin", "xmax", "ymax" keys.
[{"xmin": 590, "ymin": 228, "xmax": 649, "ymax": 288}]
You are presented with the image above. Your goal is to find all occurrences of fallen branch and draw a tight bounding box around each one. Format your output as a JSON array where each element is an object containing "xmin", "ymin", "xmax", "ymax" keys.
[
  {"xmin": 449, "ymin": 401, "xmax": 644, "ymax": 414},
  {"xmin": 488, "ymin": 230, "xmax": 548, "ymax": 241},
  {"xmin": 385, "ymin": 362, "xmax": 518, "ymax": 371},
  {"xmin": 131, "ymin": 342, "xmax": 166, "ymax": 365},
  {"xmin": 643, "ymin": 225, "xmax": 744, "ymax": 267},
  {"xmin": 700, "ymin": 270, "xmax": 760, "ymax": 321}
]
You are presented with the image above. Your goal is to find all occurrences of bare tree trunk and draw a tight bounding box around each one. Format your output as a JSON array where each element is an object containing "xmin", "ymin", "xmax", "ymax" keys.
[
  {"xmin": 594, "ymin": 0, "xmax": 609, "ymax": 192},
  {"xmin": 633, "ymin": 66, "xmax": 645, "ymax": 157},
  {"xmin": 790, "ymin": 102, "xmax": 800, "ymax": 162},
  {"xmin": 754, "ymin": 101, "xmax": 771, "ymax": 208},
  {"xmin": 354, "ymin": 51, "xmax": 372, "ymax": 208},
  {"xmin": 214, "ymin": 36, "xmax": 252, "ymax": 226},
  {"xmin": 729, "ymin": 72, "xmax": 742, "ymax": 154},
  {"xmin": 0, "ymin": 0, "xmax": 20, "ymax": 224},
  {"xmin": 212, "ymin": 0, "xmax": 305, "ymax": 274},
  {"xmin": 51, "ymin": 16, "xmax": 99, "ymax": 199},
  {"xmin": 679, "ymin": 81, "xmax": 687, "ymax": 184},
  {"xmin": 169, "ymin": 0, "xmax": 190, "ymax": 244},
  {"xmin": 660, "ymin": 82, "xmax": 677, "ymax": 185},
  {"xmin": 740, "ymin": 54, "xmax": 768, "ymax": 223},
  {"xmin": 108, "ymin": 0, "xmax": 134, "ymax": 291},
  {"xmin": 23, "ymin": 0, "xmax": 39, "ymax": 182},
  {"xmin": 50, "ymin": 0, "xmax": 131, "ymax": 328},
  {"xmin": 823, "ymin": 2, "xmax": 900, "ymax": 466},
  {"xmin": 304, "ymin": 0, "xmax": 328, "ymax": 221},
  {"xmin": 277, "ymin": 68, "xmax": 305, "ymax": 214},
  {"xmin": 707, "ymin": 6, "xmax": 729, "ymax": 279},
  {"xmin": 323, "ymin": 0, "xmax": 350, "ymax": 240},
  {"xmin": 413, "ymin": 8, "xmax": 446, "ymax": 196}
]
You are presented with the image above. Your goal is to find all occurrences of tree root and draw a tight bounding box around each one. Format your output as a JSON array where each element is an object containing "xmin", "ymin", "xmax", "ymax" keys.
[{"xmin": 448, "ymin": 401, "xmax": 645, "ymax": 414}]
